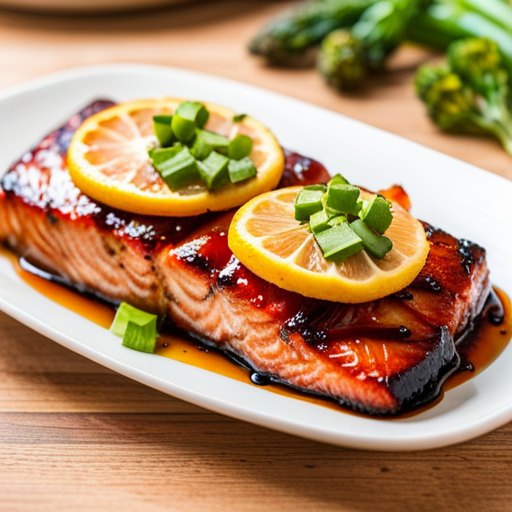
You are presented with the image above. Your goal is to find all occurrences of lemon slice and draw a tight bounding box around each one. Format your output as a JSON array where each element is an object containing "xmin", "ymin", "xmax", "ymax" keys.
[
  {"xmin": 68, "ymin": 99, "xmax": 284, "ymax": 217},
  {"xmin": 228, "ymin": 187, "xmax": 430, "ymax": 303}
]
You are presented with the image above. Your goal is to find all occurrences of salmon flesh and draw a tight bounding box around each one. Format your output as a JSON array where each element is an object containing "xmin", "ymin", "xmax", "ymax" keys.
[{"xmin": 0, "ymin": 101, "xmax": 492, "ymax": 415}]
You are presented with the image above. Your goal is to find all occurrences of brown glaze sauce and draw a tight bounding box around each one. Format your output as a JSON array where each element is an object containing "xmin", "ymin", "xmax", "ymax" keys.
[{"xmin": 3, "ymin": 245, "xmax": 511, "ymax": 418}]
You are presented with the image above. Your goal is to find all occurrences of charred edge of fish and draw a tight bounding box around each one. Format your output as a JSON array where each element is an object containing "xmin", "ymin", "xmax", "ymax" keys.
[
  {"xmin": 388, "ymin": 326, "xmax": 460, "ymax": 412},
  {"xmin": 458, "ymin": 238, "xmax": 484, "ymax": 275},
  {"xmin": 19, "ymin": 257, "xmax": 121, "ymax": 308}
]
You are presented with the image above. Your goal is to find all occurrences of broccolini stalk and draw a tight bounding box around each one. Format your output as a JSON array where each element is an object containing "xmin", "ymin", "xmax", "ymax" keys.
[
  {"xmin": 407, "ymin": 4, "xmax": 512, "ymax": 70},
  {"xmin": 248, "ymin": 0, "xmax": 378, "ymax": 66},
  {"xmin": 318, "ymin": 0, "xmax": 422, "ymax": 90},
  {"xmin": 449, "ymin": 0, "xmax": 512, "ymax": 33},
  {"xmin": 415, "ymin": 39, "xmax": 512, "ymax": 156}
]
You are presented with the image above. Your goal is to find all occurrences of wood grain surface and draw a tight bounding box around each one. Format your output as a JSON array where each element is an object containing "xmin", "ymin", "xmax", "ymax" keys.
[{"xmin": 1, "ymin": 2, "xmax": 512, "ymax": 511}]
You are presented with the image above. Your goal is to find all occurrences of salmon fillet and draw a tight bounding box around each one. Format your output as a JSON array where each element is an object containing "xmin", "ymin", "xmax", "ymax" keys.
[{"xmin": 0, "ymin": 101, "xmax": 491, "ymax": 414}]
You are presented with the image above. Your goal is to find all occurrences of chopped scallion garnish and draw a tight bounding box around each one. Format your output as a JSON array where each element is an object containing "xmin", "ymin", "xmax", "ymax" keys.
[
  {"xmin": 228, "ymin": 134, "xmax": 253, "ymax": 160},
  {"xmin": 228, "ymin": 156, "xmax": 257, "ymax": 183},
  {"xmin": 191, "ymin": 129, "xmax": 229, "ymax": 160},
  {"xmin": 151, "ymin": 146, "xmax": 199, "ymax": 191},
  {"xmin": 325, "ymin": 183, "xmax": 360, "ymax": 216},
  {"xmin": 110, "ymin": 302, "xmax": 158, "ymax": 354},
  {"xmin": 172, "ymin": 102, "xmax": 210, "ymax": 142},
  {"xmin": 197, "ymin": 151, "xmax": 230, "ymax": 190},
  {"xmin": 149, "ymin": 101, "xmax": 258, "ymax": 193},
  {"xmin": 350, "ymin": 219, "xmax": 393, "ymax": 259},
  {"xmin": 314, "ymin": 223, "xmax": 363, "ymax": 261},
  {"xmin": 309, "ymin": 209, "xmax": 330, "ymax": 233},
  {"xmin": 153, "ymin": 115, "xmax": 174, "ymax": 147},
  {"xmin": 294, "ymin": 174, "xmax": 394, "ymax": 262},
  {"xmin": 360, "ymin": 195, "xmax": 393, "ymax": 234},
  {"xmin": 294, "ymin": 188, "xmax": 324, "ymax": 221}
]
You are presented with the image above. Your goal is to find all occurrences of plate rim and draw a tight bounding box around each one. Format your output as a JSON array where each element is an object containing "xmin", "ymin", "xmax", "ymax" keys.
[{"xmin": 1, "ymin": 63, "xmax": 512, "ymax": 452}]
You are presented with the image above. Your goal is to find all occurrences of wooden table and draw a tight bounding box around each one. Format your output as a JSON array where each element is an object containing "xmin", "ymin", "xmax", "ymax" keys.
[{"xmin": 1, "ymin": 2, "xmax": 512, "ymax": 511}]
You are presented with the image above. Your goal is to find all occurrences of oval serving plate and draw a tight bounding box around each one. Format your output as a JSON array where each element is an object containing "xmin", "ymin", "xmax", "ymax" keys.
[{"xmin": 0, "ymin": 64, "xmax": 511, "ymax": 451}]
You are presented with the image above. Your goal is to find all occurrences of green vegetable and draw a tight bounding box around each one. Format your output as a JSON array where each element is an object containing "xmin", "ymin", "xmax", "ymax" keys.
[
  {"xmin": 153, "ymin": 115, "xmax": 174, "ymax": 147},
  {"xmin": 452, "ymin": 0, "xmax": 512, "ymax": 33},
  {"xmin": 150, "ymin": 146, "xmax": 200, "ymax": 190},
  {"xmin": 309, "ymin": 209, "xmax": 331, "ymax": 233},
  {"xmin": 228, "ymin": 134, "xmax": 253, "ymax": 160},
  {"xmin": 294, "ymin": 174, "xmax": 393, "ymax": 262},
  {"xmin": 318, "ymin": 0, "xmax": 422, "ymax": 90},
  {"xmin": 326, "ymin": 183, "xmax": 361, "ymax": 216},
  {"xmin": 150, "ymin": 101, "xmax": 258, "ymax": 191},
  {"xmin": 110, "ymin": 302, "xmax": 158, "ymax": 354},
  {"xmin": 314, "ymin": 223, "xmax": 364, "ymax": 261},
  {"xmin": 172, "ymin": 102, "xmax": 209, "ymax": 142},
  {"xmin": 233, "ymin": 113, "xmax": 247, "ymax": 122},
  {"xmin": 329, "ymin": 174, "xmax": 350, "ymax": 186},
  {"xmin": 360, "ymin": 195, "xmax": 393, "ymax": 234},
  {"xmin": 415, "ymin": 38, "xmax": 512, "ymax": 156},
  {"xmin": 407, "ymin": 3, "xmax": 512, "ymax": 69},
  {"xmin": 248, "ymin": 0, "xmax": 379, "ymax": 66},
  {"xmin": 191, "ymin": 129, "xmax": 229, "ymax": 160},
  {"xmin": 350, "ymin": 219, "xmax": 393, "ymax": 258},
  {"xmin": 197, "ymin": 151, "xmax": 230, "ymax": 191},
  {"xmin": 228, "ymin": 157, "xmax": 258, "ymax": 183},
  {"xmin": 328, "ymin": 214, "xmax": 349, "ymax": 227},
  {"xmin": 295, "ymin": 188, "xmax": 325, "ymax": 221}
]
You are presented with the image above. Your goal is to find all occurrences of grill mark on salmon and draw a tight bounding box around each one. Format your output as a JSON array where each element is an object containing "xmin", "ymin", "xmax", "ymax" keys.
[{"xmin": 0, "ymin": 101, "xmax": 492, "ymax": 415}]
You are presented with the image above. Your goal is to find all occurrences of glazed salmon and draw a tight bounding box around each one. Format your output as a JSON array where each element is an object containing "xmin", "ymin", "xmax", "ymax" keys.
[{"xmin": 0, "ymin": 101, "xmax": 492, "ymax": 414}]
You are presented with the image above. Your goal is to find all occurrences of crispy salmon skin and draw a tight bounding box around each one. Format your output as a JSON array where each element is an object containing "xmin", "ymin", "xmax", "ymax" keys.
[{"xmin": 0, "ymin": 101, "xmax": 491, "ymax": 415}]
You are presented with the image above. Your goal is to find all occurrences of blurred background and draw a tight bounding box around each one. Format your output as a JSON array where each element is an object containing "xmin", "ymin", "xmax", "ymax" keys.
[{"xmin": 1, "ymin": 0, "xmax": 512, "ymax": 178}]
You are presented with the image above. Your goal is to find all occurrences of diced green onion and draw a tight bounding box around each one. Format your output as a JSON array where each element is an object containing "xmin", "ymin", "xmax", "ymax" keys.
[
  {"xmin": 360, "ymin": 195, "xmax": 393, "ymax": 234},
  {"xmin": 150, "ymin": 146, "xmax": 199, "ymax": 190},
  {"xmin": 233, "ymin": 113, "xmax": 247, "ymax": 122},
  {"xmin": 122, "ymin": 319, "xmax": 157, "ymax": 353},
  {"xmin": 228, "ymin": 134, "xmax": 253, "ymax": 160},
  {"xmin": 294, "ymin": 188, "xmax": 324, "ymax": 221},
  {"xmin": 110, "ymin": 302, "xmax": 158, "ymax": 354},
  {"xmin": 309, "ymin": 209, "xmax": 331, "ymax": 233},
  {"xmin": 329, "ymin": 174, "xmax": 350, "ymax": 186},
  {"xmin": 176, "ymin": 101, "xmax": 209, "ymax": 127},
  {"xmin": 304, "ymin": 184, "xmax": 327, "ymax": 193},
  {"xmin": 110, "ymin": 302, "xmax": 142, "ymax": 337},
  {"xmin": 172, "ymin": 102, "xmax": 209, "ymax": 142},
  {"xmin": 314, "ymin": 223, "xmax": 363, "ymax": 261},
  {"xmin": 228, "ymin": 156, "xmax": 257, "ymax": 184},
  {"xmin": 153, "ymin": 115, "xmax": 174, "ymax": 147},
  {"xmin": 325, "ymin": 184, "xmax": 361, "ymax": 216},
  {"xmin": 191, "ymin": 129, "xmax": 229, "ymax": 160},
  {"xmin": 197, "ymin": 151, "xmax": 230, "ymax": 190},
  {"xmin": 328, "ymin": 215, "xmax": 348, "ymax": 227},
  {"xmin": 350, "ymin": 219, "xmax": 393, "ymax": 259}
]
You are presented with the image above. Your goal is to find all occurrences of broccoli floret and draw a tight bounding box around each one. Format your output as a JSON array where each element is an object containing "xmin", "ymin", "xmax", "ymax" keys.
[
  {"xmin": 317, "ymin": 30, "xmax": 368, "ymax": 90},
  {"xmin": 447, "ymin": 38, "xmax": 510, "ymax": 109},
  {"xmin": 415, "ymin": 66, "xmax": 484, "ymax": 133},
  {"xmin": 317, "ymin": 0, "xmax": 422, "ymax": 91},
  {"xmin": 415, "ymin": 38, "xmax": 512, "ymax": 156}
]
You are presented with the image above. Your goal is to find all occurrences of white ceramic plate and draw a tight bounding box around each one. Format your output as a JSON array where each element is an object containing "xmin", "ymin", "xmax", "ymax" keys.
[{"xmin": 1, "ymin": 64, "xmax": 511, "ymax": 452}]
